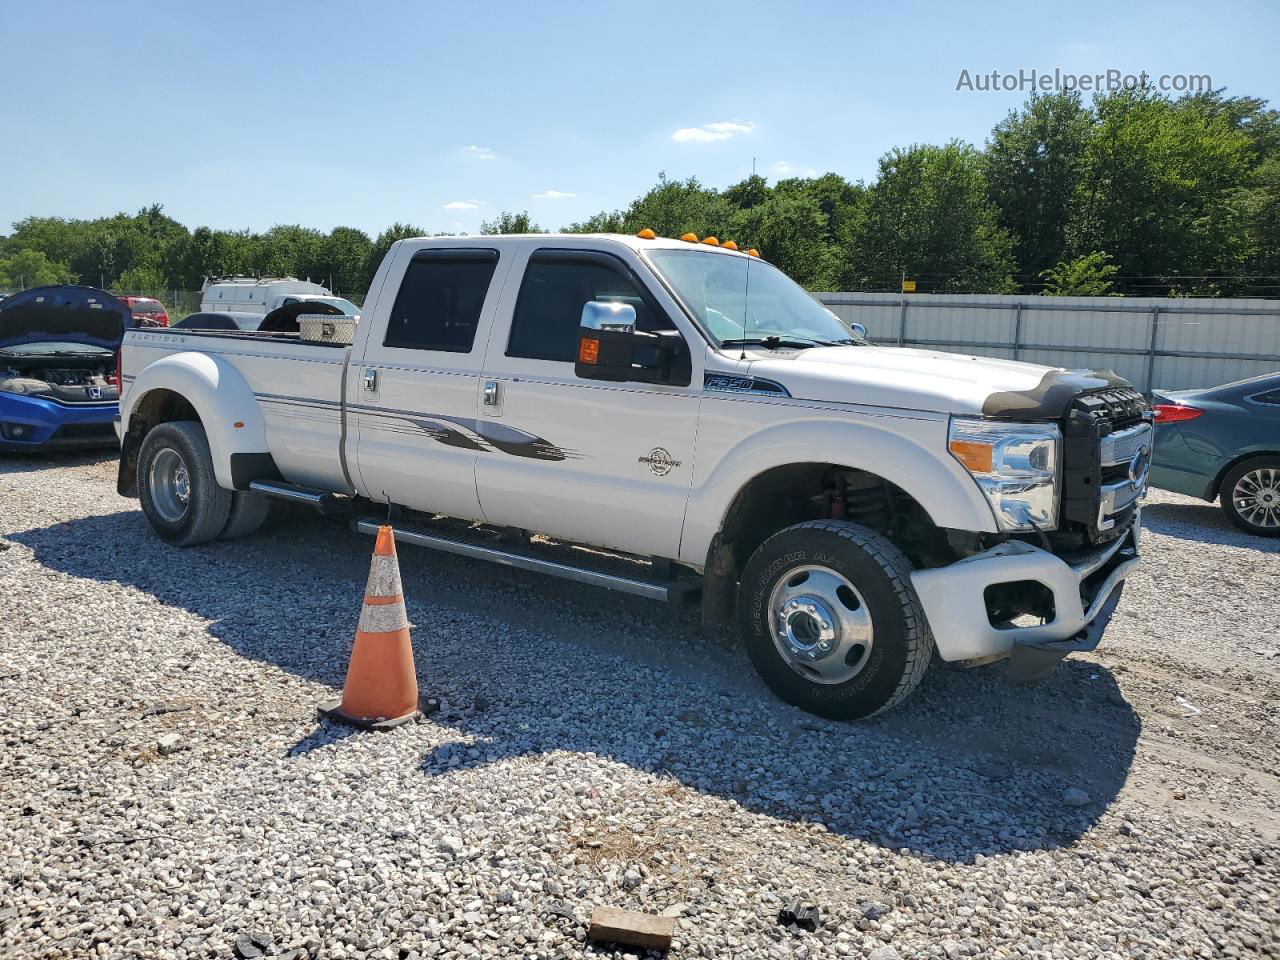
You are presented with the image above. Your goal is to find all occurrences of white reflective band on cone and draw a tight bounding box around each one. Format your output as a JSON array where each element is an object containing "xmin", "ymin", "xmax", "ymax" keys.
[
  {"xmin": 357, "ymin": 599, "xmax": 410, "ymax": 633},
  {"xmin": 365, "ymin": 554, "xmax": 404, "ymax": 599}
]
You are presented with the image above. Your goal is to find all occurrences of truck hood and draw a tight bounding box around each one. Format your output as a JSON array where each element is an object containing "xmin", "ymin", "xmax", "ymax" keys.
[
  {"xmin": 0, "ymin": 286, "xmax": 130, "ymax": 351},
  {"xmin": 743, "ymin": 345, "xmax": 1128, "ymax": 420}
]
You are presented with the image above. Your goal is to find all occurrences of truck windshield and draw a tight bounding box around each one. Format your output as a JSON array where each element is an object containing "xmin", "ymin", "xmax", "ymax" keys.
[{"xmin": 647, "ymin": 249, "xmax": 861, "ymax": 348}]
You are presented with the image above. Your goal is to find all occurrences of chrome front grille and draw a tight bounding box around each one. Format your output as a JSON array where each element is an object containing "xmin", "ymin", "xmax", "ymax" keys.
[{"xmin": 1100, "ymin": 421, "xmax": 1153, "ymax": 468}]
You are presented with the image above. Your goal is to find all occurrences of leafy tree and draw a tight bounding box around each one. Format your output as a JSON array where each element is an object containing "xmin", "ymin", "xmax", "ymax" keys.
[
  {"xmin": 0, "ymin": 249, "xmax": 75, "ymax": 289},
  {"xmin": 849, "ymin": 142, "xmax": 1016, "ymax": 293},
  {"xmin": 985, "ymin": 93, "xmax": 1092, "ymax": 287},
  {"xmin": 115, "ymin": 264, "xmax": 168, "ymax": 294},
  {"xmin": 479, "ymin": 211, "xmax": 543, "ymax": 235},
  {"xmin": 561, "ymin": 210, "xmax": 626, "ymax": 233},
  {"xmin": 323, "ymin": 227, "xmax": 374, "ymax": 294},
  {"xmin": 1039, "ymin": 251, "xmax": 1120, "ymax": 295},
  {"xmin": 730, "ymin": 191, "xmax": 841, "ymax": 289},
  {"xmin": 1070, "ymin": 88, "xmax": 1253, "ymax": 293}
]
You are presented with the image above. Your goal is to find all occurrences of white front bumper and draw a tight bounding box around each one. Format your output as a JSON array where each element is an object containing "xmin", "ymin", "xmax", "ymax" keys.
[{"xmin": 911, "ymin": 511, "xmax": 1141, "ymax": 662}]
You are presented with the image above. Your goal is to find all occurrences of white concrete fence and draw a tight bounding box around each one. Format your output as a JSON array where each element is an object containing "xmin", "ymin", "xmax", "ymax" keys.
[{"xmin": 816, "ymin": 292, "xmax": 1280, "ymax": 392}]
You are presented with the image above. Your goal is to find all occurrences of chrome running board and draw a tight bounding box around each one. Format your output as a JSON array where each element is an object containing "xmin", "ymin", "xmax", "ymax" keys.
[{"xmin": 352, "ymin": 517, "xmax": 693, "ymax": 603}]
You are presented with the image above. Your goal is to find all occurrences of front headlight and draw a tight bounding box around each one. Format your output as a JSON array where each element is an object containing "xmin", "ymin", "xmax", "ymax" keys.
[
  {"xmin": 0, "ymin": 378, "xmax": 53, "ymax": 397},
  {"xmin": 948, "ymin": 418, "xmax": 1060, "ymax": 531}
]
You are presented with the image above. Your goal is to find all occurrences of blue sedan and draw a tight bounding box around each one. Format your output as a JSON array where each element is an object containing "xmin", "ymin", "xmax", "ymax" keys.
[
  {"xmin": 1150, "ymin": 373, "xmax": 1280, "ymax": 537},
  {"xmin": 0, "ymin": 286, "xmax": 130, "ymax": 452}
]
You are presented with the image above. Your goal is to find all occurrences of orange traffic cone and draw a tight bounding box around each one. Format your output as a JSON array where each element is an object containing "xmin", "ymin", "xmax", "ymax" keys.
[{"xmin": 319, "ymin": 526, "xmax": 422, "ymax": 729}]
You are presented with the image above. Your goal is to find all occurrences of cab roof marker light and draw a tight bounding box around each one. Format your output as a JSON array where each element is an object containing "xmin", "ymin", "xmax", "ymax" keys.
[
  {"xmin": 636, "ymin": 228, "xmax": 656, "ymax": 239},
  {"xmin": 680, "ymin": 233, "xmax": 699, "ymax": 243},
  {"xmin": 722, "ymin": 240, "xmax": 738, "ymax": 250},
  {"xmin": 701, "ymin": 236, "xmax": 720, "ymax": 246},
  {"xmin": 747, "ymin": 248, "xmax": 760, "ymax": 258}
]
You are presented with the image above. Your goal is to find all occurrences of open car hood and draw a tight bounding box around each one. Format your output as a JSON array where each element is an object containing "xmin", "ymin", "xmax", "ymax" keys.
[{"xmin": 0, "ymin": 286, "xmax": 131, "ymax": 351}]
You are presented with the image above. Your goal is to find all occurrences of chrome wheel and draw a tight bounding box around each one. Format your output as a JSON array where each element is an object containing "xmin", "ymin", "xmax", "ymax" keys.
[
  {"xmin": 148, "ymin": 447, "xmax": 191, "ymax": 523},
  {"xmin": 767, "ymin": 565, "xmax": 874, "ymax": 685},
  {"xmin": 1234, "ymin": 467, "xmax": 1280, "ymax": 529}
]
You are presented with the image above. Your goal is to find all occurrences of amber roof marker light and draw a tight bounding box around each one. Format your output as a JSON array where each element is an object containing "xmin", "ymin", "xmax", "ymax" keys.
[
  {"xmin": 747, "ymin": 248, "xmax": 760, "ymax": 258},
  {"xmin": 680, "ymin": 232, "xmax": 699, "ymax": 243},
  {"xmin": 635, "ymin": 228, "xmax": 656, "ymax": 239},
  {"xmin": 701, "ymin": 236, "xmax": 721, "ymax": 247},
  {"xmin": 722, "ymin": 240, "xmax": 739, "ymax": 251}
]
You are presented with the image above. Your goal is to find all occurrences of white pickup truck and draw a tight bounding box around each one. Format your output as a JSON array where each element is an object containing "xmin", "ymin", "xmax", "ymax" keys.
[{"xmin": 117, "ymin": 232, "xmax": 1150, "ymax": 719}]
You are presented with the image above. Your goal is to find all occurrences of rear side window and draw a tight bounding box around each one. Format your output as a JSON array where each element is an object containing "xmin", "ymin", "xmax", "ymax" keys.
[
  {"xmin": 1251, "ymin": 389, "xmax": 1280, "ymax": 406},
  {"xmin": 507, "ymin": 251, "xmax": 671, "ymax": 362},
  {"xmin": 383, "ymin": 250, "xmax": 499, "ymax": 352}
]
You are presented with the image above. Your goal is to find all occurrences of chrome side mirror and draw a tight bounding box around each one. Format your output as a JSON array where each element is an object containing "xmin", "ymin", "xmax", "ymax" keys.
[
  {"xmin": 580, "ymin": 300, "xmax": 636, "ymax": 334},
  {"xmin": 850, "ymin": 322, "xmax": 868, "ymax": 340}
]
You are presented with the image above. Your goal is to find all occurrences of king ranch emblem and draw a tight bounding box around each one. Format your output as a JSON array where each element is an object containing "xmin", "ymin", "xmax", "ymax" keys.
[{"xmin": 639, "ymin": 448, "xmax": 680, "ymax": 476}]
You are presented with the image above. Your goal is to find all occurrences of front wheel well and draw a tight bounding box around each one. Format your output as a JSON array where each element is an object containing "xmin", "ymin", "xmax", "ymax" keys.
[
  {"xmin": 703, "ymin": 463, "xmax": 954, "ymax": 626},
  {"xmin": 117, "ymin": 389, "xmax": 203, "ymax": 496}
]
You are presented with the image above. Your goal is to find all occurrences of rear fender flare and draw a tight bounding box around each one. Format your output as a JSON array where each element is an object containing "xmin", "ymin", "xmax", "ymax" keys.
[{"xmin": 123, "ymin": 352, "xmax": 268, "ymax": 490}]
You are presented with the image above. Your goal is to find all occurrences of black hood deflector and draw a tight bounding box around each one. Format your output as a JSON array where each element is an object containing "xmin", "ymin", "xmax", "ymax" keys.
[{"xmin": 982, "ymin": 368, "xmax": 1132, "ymax": 420}]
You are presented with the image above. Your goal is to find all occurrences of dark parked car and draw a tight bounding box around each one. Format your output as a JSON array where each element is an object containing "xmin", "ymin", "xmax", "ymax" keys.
[{"xmin": 1150, "ymin": 373, "xmax": 1280, "ymax": 537}]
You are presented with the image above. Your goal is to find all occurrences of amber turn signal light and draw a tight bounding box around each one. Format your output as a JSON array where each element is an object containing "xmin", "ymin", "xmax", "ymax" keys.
[
  {"xmin": 578, "ymin": 337, "xmax": 600, "ymax": 365},
  {"xmin": 948, "ymin": 439, "xmax": 994, "ymax": 473}
]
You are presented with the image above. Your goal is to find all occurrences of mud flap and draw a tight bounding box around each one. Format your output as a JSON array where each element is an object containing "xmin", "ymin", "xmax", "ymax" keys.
[{"xmin": 1007, "ymin": 582, "xmax": 1126, "ymax": 683}]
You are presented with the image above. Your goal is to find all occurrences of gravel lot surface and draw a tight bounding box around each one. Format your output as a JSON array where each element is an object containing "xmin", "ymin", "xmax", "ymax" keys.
[{"xmin": 1, "ymin": 452, "xmax": 1278, "ymax": 960}]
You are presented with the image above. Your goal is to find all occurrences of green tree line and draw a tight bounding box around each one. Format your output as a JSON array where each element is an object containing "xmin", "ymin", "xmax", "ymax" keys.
[{"xmin": 2, "ymin": 87, "xmax": 1277, "ymax": 298}]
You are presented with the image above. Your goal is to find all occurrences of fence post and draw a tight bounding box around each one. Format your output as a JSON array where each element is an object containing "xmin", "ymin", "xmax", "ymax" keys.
[
  {"xmin": 897, "ymin": 298, "xmax": 908, "ymax": 347},
  {"xmin": 1012, "ymin": 302, "xmax": 1024, "ymax": 361},
  {"xmin": 1144, "ymin": 306, "xmax": 1161, "ymax": 395}
]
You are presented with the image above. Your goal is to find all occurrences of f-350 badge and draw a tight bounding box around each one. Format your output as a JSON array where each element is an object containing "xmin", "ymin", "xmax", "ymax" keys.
[{"xmin": 639, "ymin": 448, "xmax": 680, "ymax": 476}]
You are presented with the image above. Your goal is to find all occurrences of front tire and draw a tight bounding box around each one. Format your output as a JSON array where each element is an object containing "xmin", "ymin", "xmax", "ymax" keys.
[
  {"xmin": 137, "ymin": 421, "xmax": 232, "ymax": 546},
  {"xmin": 1220, "ymin": 457, "xmax": 1280, "ymax": 537},
  {"xmin": 738, "ymin": 520, "xmax": 934, "ymax": 720}
]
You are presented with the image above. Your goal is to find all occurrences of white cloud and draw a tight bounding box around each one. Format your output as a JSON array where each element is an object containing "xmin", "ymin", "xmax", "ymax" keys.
[
  {"xmin": 444, "ymin": 200, "xmax": 482, "ymax": 210},
  {"xmin": 463, "ymin": 145, "xmax": 496, "ymax": 160},
  {"xmin": 531, "ymin": 189, "xmax": 577, "ymax": 200},
  {"xmin": 672, "ymin": 120, "xmax": 756, "ymax": 143},
  {"xmin": 773, "ymin": 160, "xmax": 818, "ymax": 178}
]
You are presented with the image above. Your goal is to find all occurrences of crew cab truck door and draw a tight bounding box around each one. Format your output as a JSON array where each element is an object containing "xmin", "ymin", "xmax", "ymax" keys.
[
  {"xmin": 350, "ymin": 245, "xmax": 508, "ymax": 521},
  {"xmin": 475, "ymin": 244, "xmax": 703, "ymax": 558}
]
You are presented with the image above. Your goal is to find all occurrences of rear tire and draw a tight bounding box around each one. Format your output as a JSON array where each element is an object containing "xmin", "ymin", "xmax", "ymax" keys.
[
  {"xmin": 738, "ymin": 520, "xmax": 934, "ymax": 720},
  {"xmin": 137, "ymin": 421, "xmax": 231, "ymax": 546},
  {"xmin": 1220, "ymin": 456, "xmax": 1280, "ymax": 537},
  {"xmin": 218, "ymin": 491, "xmax": 270, "ymax": 540}
]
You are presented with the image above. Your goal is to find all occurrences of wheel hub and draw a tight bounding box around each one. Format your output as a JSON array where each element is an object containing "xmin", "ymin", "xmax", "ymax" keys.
[
  {"xmin": 149, "ymin": 447, "xmax": 192, "ymax": 524},
  {"xmin": 778, "ymin": 596, "xmax": 838, "ymax": 661},
  {"xmin": 1235, "ymin": 467, "xmax": 1280, "ymax": 528},
  {"xmin": 767, "ymin": 565, "xmax": 875, "ymax": 685}
]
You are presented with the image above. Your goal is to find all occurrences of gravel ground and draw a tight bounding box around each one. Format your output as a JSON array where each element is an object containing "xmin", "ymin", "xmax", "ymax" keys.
[{"xmin": 1, "ymin": 451, "xmax": 1278, "ymax": 960}]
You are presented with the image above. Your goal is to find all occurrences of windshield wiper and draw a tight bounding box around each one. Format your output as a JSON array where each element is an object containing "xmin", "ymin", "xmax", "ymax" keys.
[{"xmin": 720, "ymin": 335, "xmax": 825, "ymax": 350}]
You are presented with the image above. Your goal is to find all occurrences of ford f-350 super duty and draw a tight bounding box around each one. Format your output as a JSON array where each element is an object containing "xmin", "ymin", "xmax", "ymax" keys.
[{"xmin": 116, "ymin": 232, "xmax": 1150, "ymax": 719}]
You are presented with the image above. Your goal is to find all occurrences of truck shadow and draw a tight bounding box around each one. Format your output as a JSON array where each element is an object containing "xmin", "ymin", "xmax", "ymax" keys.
[{"xmin": 9, "ymin": 506, "xmax": 1140, "ymax": 865}]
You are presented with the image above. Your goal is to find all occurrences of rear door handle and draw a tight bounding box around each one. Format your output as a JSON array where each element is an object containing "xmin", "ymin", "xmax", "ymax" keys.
[{"xmin": 483, "ymin": 380, "xmax": 501, "ymax": 406}]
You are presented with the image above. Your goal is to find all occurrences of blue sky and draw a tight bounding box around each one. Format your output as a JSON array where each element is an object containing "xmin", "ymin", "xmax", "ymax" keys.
[{"xmin": 3, "ymin": 0, "xmax": 1278, "ymax": 237}]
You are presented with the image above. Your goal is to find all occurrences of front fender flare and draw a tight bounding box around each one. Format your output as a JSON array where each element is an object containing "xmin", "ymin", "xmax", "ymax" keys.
[
  {"xmin": 679, "ymin": 410, "xmax": 998, "ymax": 567},
  {"xmin": 122, "ymin": 352, "xmax": 269, "ymax": 490}
]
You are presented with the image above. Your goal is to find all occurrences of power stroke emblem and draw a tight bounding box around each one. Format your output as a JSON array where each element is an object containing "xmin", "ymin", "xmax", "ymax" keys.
[{"xmin": 638, "ymin": 447, "xmax": 681, "ymax": 476}]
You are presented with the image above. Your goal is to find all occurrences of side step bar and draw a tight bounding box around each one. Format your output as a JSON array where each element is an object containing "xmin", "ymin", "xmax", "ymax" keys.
[
  {"xmin": 249, "ymin": 480, "xmax": 349, "ymax": 515},
  {"xmin": 352, "ymin": 517, "xmax": 694, "ymax": 603}
]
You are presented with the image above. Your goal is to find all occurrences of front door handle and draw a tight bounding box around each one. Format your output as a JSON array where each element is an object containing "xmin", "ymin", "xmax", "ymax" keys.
[
  {"xmin": 362, "ymin": 368, "xmax": 378, "ymax": 393},
  {"xmin": 483, "ymin": 380, "xmax": 501, "ymax": 406}
]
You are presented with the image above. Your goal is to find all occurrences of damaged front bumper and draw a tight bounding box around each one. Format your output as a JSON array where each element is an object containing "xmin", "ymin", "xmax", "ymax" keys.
[{"xmin": 911, "ymin": 512, "xmax": 1141, "ymax": 675}]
